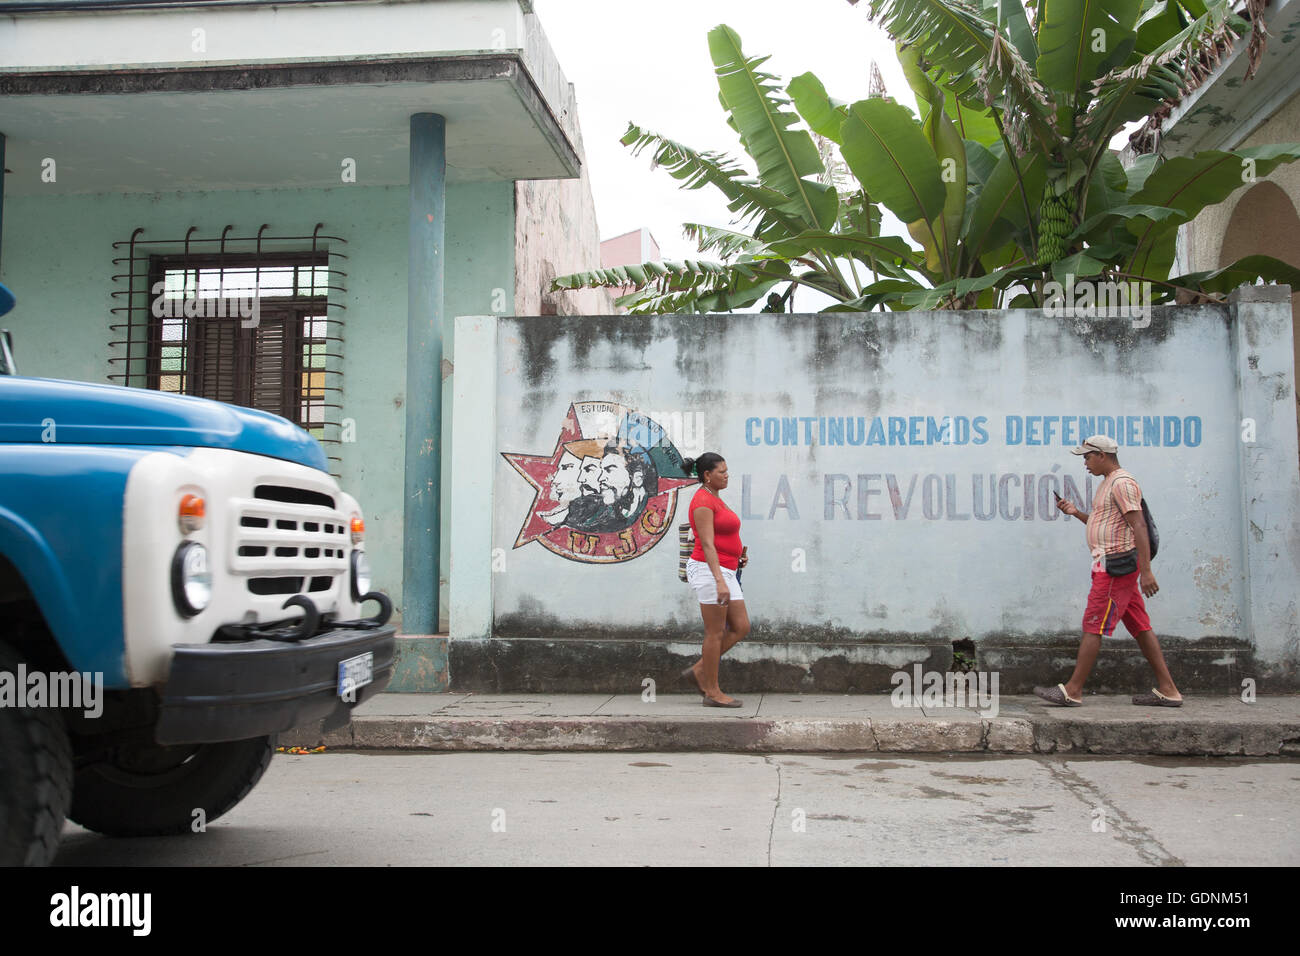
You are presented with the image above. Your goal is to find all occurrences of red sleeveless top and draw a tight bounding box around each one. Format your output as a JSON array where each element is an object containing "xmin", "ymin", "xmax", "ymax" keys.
[{"xmin": 689, "ymin": 487, "xmax": 742, "ymax": 570}]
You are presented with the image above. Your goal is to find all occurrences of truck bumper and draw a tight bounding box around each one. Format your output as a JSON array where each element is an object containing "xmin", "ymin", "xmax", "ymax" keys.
[{"xmin": 154, "ymin": 626, "xmax": 396, "ymax": 744}]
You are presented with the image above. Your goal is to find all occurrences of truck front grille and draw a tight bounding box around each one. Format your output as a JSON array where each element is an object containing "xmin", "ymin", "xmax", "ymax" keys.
[
  {"xmin": 247, "ymin": 575, "xmax": 335, "ymax": 596},
  {"xmin": 230, "ymin": 488, "xmax": 350, "ymax": 595},
  {"xmin": 254, "ymin": 484, "xmax": 336, "ymax": 509}
]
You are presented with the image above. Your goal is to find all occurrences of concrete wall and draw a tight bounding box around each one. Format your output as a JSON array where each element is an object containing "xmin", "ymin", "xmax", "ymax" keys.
[
  {"xmin": 451, "ymin": 291, "xmax": 1300, "ymax": 692},
  {"xmin": 0, "ymin": 180, "xmax": 515, "ymax": 630}
]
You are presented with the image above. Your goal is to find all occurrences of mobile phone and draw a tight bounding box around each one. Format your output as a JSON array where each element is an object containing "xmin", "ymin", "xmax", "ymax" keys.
[{"xmin": 1053, "ymin": 491, "xmax": 1062, "ymax": 501}]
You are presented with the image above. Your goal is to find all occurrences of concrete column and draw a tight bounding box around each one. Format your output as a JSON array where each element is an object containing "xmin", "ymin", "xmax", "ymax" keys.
[
  {"xmin": 1230, "ymin": 283, "xmax": 1300, "ymax": 684},
  {"xmin": 402, "ymin": 113, "xmax": 446, "ymax": 635},
  {"xmin": 450, "ymin": 314, "xmax": 498, "ymax": 640}
]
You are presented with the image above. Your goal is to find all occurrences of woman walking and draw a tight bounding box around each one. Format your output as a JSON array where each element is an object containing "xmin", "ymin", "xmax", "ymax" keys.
[{"xmin": 680, "ymin": 452, "xmax": 750, "ymax": 707}]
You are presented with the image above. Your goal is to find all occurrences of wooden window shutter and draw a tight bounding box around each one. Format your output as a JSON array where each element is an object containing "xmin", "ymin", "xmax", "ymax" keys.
[
  {"xmin": 248, "ymin": 310, "xmax": 300, "ymax": 421},
  {"xmin": 188, "ymin": 315, "xmax": 245, "ymax": 406}
]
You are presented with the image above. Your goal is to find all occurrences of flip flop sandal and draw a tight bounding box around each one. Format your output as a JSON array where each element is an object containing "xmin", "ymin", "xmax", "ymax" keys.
[
  {"xmin": 1034, "ymin": 683, "xmax": 1082, "ymax": 706},
  {"xmin": 1133, "ymin": 688, "xmax": 1183, "ymax": 707}
]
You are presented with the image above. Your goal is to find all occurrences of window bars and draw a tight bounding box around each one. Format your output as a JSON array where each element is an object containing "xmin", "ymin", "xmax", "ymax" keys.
[{"xmin": 110, "ymin": 224, "xmax": 347, "ymax": 475}]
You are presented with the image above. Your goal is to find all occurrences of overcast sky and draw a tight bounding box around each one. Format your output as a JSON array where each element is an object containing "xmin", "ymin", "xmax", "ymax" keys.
[{"xmin": 532, "ymin": 0, "xmax": 910, "ymax": 270}]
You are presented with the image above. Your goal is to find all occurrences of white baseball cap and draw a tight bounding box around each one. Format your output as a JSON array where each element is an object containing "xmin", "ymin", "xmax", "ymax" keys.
[{"xmin": 1071, "ymin": 434, "xmax": 1119, "ymax": 455}]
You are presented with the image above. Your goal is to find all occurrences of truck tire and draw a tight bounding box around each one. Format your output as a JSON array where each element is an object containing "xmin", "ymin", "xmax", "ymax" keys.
[
  {"xmin": 0, "ymin": 642, "xmax": 75, "ymax": 866},
  {"xmin": 69, "ymin": 734, "xmax": 275, "ymax": 837}
]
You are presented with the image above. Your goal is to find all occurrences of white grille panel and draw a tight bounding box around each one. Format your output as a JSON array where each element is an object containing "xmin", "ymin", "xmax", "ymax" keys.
[{"xmin": 230, "ymin": 497, "xmax": 350, "ymax": 577}]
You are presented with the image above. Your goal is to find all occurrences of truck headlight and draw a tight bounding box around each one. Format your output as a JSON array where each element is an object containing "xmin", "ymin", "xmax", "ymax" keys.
[
  {"xmin": 171, "ymin": 541, "xmax": 212, "ymax": 617},
  {"xmin": 351, "ymin": 549, "xmax": 371, "ymax": 602}
]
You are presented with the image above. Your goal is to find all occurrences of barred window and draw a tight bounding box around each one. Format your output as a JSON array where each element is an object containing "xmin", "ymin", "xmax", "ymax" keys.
[
  {"xmin": 147, "ymin": 253, "xmax": 329, "ymax": 433},
  {"xmin": 111, "ymin": 226, "xmax": 347, "ymax": 473}
]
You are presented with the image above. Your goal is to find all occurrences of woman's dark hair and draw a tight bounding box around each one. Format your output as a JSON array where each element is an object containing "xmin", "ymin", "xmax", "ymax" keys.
[{"xmin": 681, "ymin": 452, "xmax": 724, "ymax": 482}]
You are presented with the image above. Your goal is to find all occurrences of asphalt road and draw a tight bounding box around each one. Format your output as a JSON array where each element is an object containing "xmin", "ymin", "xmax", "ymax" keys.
[{"xmin": 53, "ymin": 752, "xmax": 1300, "ymax": 866}]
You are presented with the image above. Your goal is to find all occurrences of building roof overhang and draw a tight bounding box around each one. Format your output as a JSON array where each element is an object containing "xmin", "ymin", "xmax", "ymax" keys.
[
  {"xmin": 1135, "ymin": 0, "xmax": 1300, "ymax": 158},
  {"xmin": 0, "ymin": 0, "xmax": 581, "ymax": 193}
]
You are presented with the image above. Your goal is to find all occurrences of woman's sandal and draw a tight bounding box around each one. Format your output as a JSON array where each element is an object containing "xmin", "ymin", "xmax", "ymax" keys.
[{"xmin": 703, "ymin": 696, "xmax": 743, "ymax": 708}]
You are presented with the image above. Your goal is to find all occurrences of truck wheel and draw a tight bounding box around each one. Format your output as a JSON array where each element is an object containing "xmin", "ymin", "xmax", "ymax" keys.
[
  {"xmin": 0, "ymin": 643, "xmax": 75, "ymax": 866},
  {"xmin": 69, "ymin": 734, "xmax": 275, "ymax": 837}
]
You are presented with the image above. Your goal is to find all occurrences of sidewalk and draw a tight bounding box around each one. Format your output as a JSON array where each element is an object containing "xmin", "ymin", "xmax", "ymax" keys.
[{"xmin": 281, "ymin": 693, "xmax": 1300, "ymax": 756}]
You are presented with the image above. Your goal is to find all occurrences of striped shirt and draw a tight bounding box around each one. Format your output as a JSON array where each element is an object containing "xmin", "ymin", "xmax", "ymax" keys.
[{"xmin": 1087, "ymin": 469, "xmax": 1142, "ymax": 556}]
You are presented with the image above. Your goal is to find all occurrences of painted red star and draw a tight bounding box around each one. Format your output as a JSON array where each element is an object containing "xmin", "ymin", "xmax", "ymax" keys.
[{"xmin": 503, "ymin": 403, "xmax": 695, "ymax": 549}]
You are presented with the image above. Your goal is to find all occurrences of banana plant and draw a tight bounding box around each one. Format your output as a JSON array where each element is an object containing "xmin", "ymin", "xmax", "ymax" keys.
[
  {"xmin": 553, "ymin": 7, "xmax": 1300, "ymax": 313},
  {"xmin": 553, "ymin": 25, "xmax": 1005, "ymax": 312},
  {"xmin": 851, "ymin": 0, "xmax": 1300, "ymax": 304}
]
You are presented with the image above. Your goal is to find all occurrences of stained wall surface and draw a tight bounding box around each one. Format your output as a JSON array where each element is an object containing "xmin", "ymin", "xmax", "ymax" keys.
[{"xmin": 454, "ymin": 296, "xmax": 1299, "ymax": 682}]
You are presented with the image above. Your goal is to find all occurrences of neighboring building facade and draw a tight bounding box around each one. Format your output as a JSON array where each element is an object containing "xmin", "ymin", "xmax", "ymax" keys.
[
  {"xmin": 1127, "ymin": 0, "xmax": 1300, "ymax": 443},
  {"xmin": 593, "ymin": 227, "xmax": 662, "ymax": 303},
  {"xmin": 600, "ymin": 228, "xmax": 661, "ymax": 271},
  {"xmin": 0, "ymin": 0, "xmax": 611, "ymax": 662}
]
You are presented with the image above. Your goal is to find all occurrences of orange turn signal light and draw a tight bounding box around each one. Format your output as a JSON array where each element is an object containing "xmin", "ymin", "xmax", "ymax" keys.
[
  {"xmin": 350, "ymin": 516, "xmax": 365, "ymax": 543},
  {"xmin": 179, "ymin": 494, "xmax": 206, "ymax": 533}
]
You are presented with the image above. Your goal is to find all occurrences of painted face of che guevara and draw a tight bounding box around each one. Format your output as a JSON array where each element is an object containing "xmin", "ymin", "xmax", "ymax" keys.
[{"xmin": 599, "ymin": 454, "xmax": 631, "ymax": 504}]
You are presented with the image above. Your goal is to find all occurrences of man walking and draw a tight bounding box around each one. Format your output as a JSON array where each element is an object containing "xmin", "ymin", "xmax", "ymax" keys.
[{"xmin": 1035, "ymin": 435, "xmax": 1183, "ymax": 707}]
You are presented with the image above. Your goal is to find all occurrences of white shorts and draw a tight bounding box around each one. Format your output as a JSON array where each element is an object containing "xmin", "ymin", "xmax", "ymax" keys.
[{"xmin": 686, "ymin": 558, "xmax": 744, "ymax": 605}]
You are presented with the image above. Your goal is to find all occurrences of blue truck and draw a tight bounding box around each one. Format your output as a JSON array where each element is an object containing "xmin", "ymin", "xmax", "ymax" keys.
[{"xmin": 0, "ymin": 282, "xmax": 395, "ymax": 865}]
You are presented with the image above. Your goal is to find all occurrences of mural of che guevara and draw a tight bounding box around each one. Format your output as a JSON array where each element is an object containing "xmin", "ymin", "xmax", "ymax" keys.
[
  {"xmin": 504, "ymin": 402, "xmax": 695, "ymax": 564},
  {"xmin": 561, "ymin": 438, "xmax": 660, "ymax": 533}
]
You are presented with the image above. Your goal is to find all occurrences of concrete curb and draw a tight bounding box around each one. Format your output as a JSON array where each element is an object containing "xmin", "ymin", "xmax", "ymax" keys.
[{"xmin": 281, "ymin": 712, "xmax": 1300, "ymax": 756}]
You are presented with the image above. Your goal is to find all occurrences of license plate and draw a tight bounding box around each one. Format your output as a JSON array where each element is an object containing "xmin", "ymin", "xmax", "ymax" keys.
[{"xmin": 337, "ymin": 652, "xmax": 374, "ymax": 699}]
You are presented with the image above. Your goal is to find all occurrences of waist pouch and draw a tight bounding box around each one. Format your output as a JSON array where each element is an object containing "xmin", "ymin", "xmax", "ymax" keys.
[{"xmin": 1105, "ymin": 549, "xmax": 1139, "ymax": 576}]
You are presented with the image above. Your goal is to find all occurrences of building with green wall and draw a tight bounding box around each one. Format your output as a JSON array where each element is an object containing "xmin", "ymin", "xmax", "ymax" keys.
[{"xmin": 0, "ymin": 0, "xmax": 613, "ymax": 678}]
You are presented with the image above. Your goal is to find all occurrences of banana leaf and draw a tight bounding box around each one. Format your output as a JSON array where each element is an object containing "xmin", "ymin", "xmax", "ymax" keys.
[
  {"xmin": 1079, "ymin": 5, "xmax": 1238, "ymax": 153},
  {"xmin": 1036, "ymin": 0, "xmax": 1143, "ymax": 103},
  {"xmin": 962, "ymin": 149, "xmax": 1046, "ymax": 263},
  {"xmin": 1050, "ymin": 252, "xmax": 1107, "ymax": 286},
  {"xmin": 1071, "ymin": 203, "xmax": 1184, "ymax": 242},
  {"xmin": 900, "ymin": 262, "xmax": 1041, "ymax": 308},
  {"xmin": 899, "ymin": 42, "xmax": 968, "ymax": 276},
  {"xmin": 839, "ymin": 98, "xmax": 948, "ymax": 230},
  {"xmin": 709, "ymin": 26, "xmax": 837, "ymax": 230},
  {"xmin": 1125, "ymin": 145, "xmax": 1300, "ymax": 276},
  {"xmin": 682, "ymin": 223, "xmax": 764, "ymax": 259},
  {"xmin": 822, "ymin": 279, "xmax": 924, "ymax": 311},
  {"xmin": 853, "ymin": 0, "xmax": 998, "ymax": 93},
  {"xmin": 1171, "ymin": 255, "xmax": 1300, "ymax": 296},
  {"xmin": 788, "ymin": 72, "xmax": 848, "ymax": 144},
  {"xmin": 766, "ymin": 230, "xmax": 926, "ymax": 271},
  {"xmin": 965, "ymin": 140, "xmax": 1001, "ymax": 187},
  {"xmin": 997, "ymin": 0, "xmax": 1039, "ymax": 64},
  {"xmin": 620, "ymin": 124, "xmax": 801, "ymax": 241}
]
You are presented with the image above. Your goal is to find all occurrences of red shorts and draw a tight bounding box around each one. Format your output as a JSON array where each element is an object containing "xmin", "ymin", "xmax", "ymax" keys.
[{"xmin": 1083, "ymin": 568, "xmax": 1151, "ymax": 636}]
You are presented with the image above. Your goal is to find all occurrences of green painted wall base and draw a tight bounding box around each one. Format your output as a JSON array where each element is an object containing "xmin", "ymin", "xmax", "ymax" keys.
[{"xmin": 388, "ymin": 635, "xmax": 450, "ymax": 692}]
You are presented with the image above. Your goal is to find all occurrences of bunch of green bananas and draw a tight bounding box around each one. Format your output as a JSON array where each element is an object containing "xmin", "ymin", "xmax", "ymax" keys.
[{"xmin": 1037, "ymin": 182, "xmax": 1076, "ymax": 265}]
